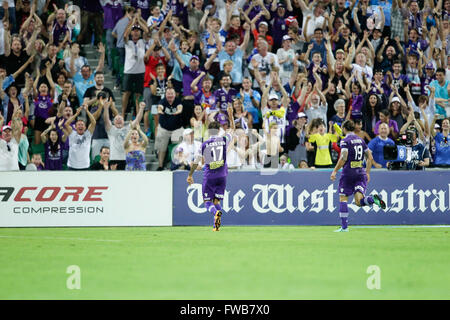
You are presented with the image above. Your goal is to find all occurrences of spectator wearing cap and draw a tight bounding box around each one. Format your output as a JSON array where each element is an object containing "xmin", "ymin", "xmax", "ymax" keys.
[
  {"xmin": 241, "ymin": 6, "xmax": 274, "ymax": 51},
  {"xmin": 388, "ymin": 92, "xmax": 408, "ymax": 131},
  {"xmin": 421, "ymin": 62, "xmax": 436, "ymax": 95},
  {"xmin": 286, "ymin": 112, "xmax": 308, "ymax": 168},
  {"xmin": 261, "ymin": 83, "xmax": 290, "ymax": 144},
  {"xmin": 171, "ymin": 127, "xmax": 202, "ymax": 171},
  {"xmin": 121, "ymin": 15, "xmax": 148, "ymax": 118},
  {"xmin": 155, "ymin": 87, "xmax": 184, "ymax": 171},
  {"xmin": 218, "ymin": 24, "xmax": 250, "ymax": 88},
  {"xmin": 269, "ymin": 2, "xmax": 293, "ymax": 51},
  {"xmin": 277, "ymin": 35, "xmax": 296, "ymax": 86},
  {"xmin": 0, "ymin": 108, "xmax": 24, "ymax": 171}
]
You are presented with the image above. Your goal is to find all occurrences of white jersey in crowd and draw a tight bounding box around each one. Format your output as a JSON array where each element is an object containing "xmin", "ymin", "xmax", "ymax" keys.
[
  {"xmin": 352, "ymin": 63, "xmax": 373, "ymax": 82},
  {"xmin": 107, "ymin": 124, "xmax": 130, "ymax": 161},
  {"xmin": 67, "ymin": 130, "xmax": 92, "ymax": 169},
  {"xmin": 124, "ymin": 39, "xmax": 146, "ymax": 74},
  {"xmin": 248, "ymin": 52, "xmax": 280, "ymax": 88},
  {"xmin": 0, "ymin": 137, "xmax": 19, "ymax": 171}
]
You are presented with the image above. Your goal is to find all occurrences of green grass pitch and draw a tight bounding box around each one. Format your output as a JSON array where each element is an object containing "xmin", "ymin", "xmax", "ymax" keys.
[{"xmin": 0, "ymin": 226, "xmax": 449, "ymax": 299}]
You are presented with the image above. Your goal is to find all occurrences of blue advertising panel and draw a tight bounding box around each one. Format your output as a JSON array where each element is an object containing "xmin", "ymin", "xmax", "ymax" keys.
[{"xmin": 173, "ymin": 171, "xmax": 450, "ymax": 226}]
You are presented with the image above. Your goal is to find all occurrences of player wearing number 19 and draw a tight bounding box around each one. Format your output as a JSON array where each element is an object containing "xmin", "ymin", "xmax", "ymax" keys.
[
  {"xmin": 187, "ymin": 107, "xmax": 235, "ymax": 231},
  {"xmin": 330, "ymin": 120, "xmax": 386, "ymax": 232}
]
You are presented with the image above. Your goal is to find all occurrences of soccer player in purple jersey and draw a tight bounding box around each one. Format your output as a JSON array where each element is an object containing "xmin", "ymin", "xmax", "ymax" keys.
[
  {"xmin": 330, "ymin": 120, "xmax": 386, "ymax": 232},
  {"xmin": 187, "ymin": 107, "xmax": 235, "ymax": 231}
]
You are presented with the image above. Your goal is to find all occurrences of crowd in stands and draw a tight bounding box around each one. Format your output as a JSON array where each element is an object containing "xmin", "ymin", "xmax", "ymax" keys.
[{"xmin": 0, "ymin": 0, "xmax": 449, "ymax": 172}]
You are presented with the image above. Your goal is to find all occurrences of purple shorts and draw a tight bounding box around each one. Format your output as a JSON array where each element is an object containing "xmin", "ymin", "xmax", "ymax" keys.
[
  {"xmin": 202, "ymin": 176, "xmax": 227, "ymax": 201},
  {"xmin": 338, "ymin": 173, "xmax": 367, "ymax": 197}
]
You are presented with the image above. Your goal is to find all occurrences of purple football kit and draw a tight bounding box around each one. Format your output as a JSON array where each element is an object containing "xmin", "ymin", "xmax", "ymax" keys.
[
  {"xmin": 338, "ymin": 133, "xmax": 368, "ymax": 197},
  {"xmin": 198, "ymin": 133, "xmax": 232, "ymax": 201}
]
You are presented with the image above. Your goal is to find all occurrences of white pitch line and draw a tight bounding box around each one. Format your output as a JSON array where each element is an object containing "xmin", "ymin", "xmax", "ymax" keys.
[
  {"xmin": 351, "ymin": 225, "xmax": 450, "ymax": 229},
  {"xmin": 0, "ymin": 235, "xmax": 122, "ymax": 242}
]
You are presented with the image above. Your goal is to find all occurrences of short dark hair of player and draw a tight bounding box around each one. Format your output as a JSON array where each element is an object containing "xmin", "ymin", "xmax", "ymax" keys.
[
  {"xmin": 208, "ymin": 121, "xmax": 221, "ymax": 130},
  {"xmin": 436, "ymin": 67, "xmax": 445, "ymax": 75},
  {"xmin": 393, "ymin": 60, "xmax": 402, "ymax": 66},
  {"xmin": 342, "ymin": 120, "xmax": 356, "ymax": 132}
]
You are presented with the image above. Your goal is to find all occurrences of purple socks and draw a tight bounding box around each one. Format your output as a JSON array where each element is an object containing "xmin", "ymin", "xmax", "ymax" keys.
[
  {"xmin": 205, "ymin": 201, "xmax": 217, "ymax": 215},
  {"xmin": 339, "ymin": 202, "xmax": 349, "ymax": 229},
  {"xmin": 360, "ymin": 196, "xmax": 374, "ymax": 207}
]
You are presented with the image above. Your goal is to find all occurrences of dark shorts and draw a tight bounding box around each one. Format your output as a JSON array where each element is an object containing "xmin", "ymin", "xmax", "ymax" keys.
[
  {"xmin": 34, "ymin": 116, "xmax": 49, "ymax": 132},
  {"xmin": 339, "ymin": 173, "xmax": 367, "ymax": 197},
  {"xmin": 202, "ymin": 176, "xmax": 227, "ymax": 201},
  {"xmin": 123, "ymin": 73, "xmax": 144, "ymax": 95}
]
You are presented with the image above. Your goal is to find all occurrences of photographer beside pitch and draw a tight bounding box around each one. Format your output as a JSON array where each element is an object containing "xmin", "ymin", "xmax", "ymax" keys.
[{"xmin": 330, "ymin": 120, "xmax": 386, "ymax": 232}]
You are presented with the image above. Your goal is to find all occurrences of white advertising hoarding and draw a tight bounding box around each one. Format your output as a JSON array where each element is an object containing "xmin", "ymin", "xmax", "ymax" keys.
[{"xmin": 0, "ymin": 171, "xmax": 172, "ymax": 227}]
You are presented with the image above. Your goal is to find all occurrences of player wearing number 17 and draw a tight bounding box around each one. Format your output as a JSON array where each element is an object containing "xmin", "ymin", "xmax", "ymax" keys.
[
  {"xmin": 186, "ymin": 107, "xmax": 235, "ymax": 231},
  {"xmin": 330, "ymin": 120, "xmax": 386, "ymax": 232}
]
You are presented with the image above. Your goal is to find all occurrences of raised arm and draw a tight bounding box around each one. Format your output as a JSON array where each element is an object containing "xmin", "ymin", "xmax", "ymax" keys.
[
  {"xmin": 132, "ymin": 101, "xmax": 146, "ymax": 128},
  {"xmin": 86, "ymin": 106, "xmax": 97, "ymax": 135},
  {"xmin": 64, "ymin": 106, "xmax": 82, "ymax": 135}
]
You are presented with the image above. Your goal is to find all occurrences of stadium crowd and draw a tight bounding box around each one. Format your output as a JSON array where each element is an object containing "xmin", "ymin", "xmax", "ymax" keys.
[{"xmin": 0, "ymin": 0, "xmax": 449, "ymax": 171}]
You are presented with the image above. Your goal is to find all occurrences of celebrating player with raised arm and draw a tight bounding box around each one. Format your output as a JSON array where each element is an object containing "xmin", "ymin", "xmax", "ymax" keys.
[
  {"xmin": 187, "ymin": 107, "xmax": 235, "ymax": 231},
  {"xmin": 330, "ymin": 120, "xmax": 386, "ymax": 232}
]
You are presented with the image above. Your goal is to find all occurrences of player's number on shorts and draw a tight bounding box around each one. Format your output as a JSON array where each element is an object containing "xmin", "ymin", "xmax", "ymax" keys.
[
  {"xmin": 354, "ymin": 145, "xmax": 363, "ymax": 161},
  {"xmin": 211, "ymin": 146, "xmax": 223, "ymax": 162}
]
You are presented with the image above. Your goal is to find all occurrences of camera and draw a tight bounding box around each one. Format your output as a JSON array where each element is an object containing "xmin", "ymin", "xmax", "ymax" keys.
[
  {"xmin": 97, "ymin": 91, "xmax": 107, "ymax": 100},
  {"xmin": 383, "ymin": 127, "xmax": 419, "ymax": 170}
]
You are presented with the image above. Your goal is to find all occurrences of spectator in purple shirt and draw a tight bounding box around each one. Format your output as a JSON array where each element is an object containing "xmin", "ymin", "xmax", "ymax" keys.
[
  {"xmin": 374, "ymin": 108, "xmax": 399, "ymax": 141},
  {"xmin": 40, "ymin": 122, "xmax": 66, "ymax": 171},
  {"xmin": 171, "ymin": 43, "xmax": 204, "ymax": 127},
  {"xmin": 47, "ymin": 8, "xmax": 71, "ymax": 47},
  {"xmin": 103, "ymin": 0, "xmax": 124, "ymax": 70},
  {"xmin": 270, "ymin": 2, "xmax": 293, "ymax": 51},
  {"xmin": 213, "ymin": 74, "xmax": 238, "ymax": 120}
]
